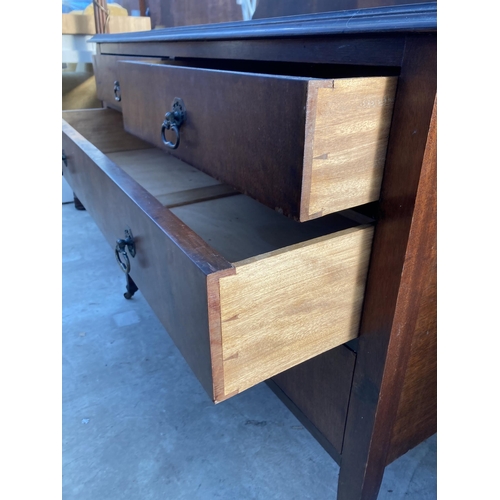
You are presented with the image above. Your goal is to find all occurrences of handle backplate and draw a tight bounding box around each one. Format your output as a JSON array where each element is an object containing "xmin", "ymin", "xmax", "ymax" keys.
[{"xmin": 161, "ymin": 97, "xmax": 186, "ymax": 149}]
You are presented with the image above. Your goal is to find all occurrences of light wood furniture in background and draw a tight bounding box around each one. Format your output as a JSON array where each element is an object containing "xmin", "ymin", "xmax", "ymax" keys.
[
  {"xmin": 62, "ymin": 11, "xmax": 151, "ymax": 110},
  {"xmin": 62, "ymin": 7, "xmax": 152, "ymax": 201},
  {"xmin": 62, "ymin": 12, "xmax": 151, "ymax": 35}
]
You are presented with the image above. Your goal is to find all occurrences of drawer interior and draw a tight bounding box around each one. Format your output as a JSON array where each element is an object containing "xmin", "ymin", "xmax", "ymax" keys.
[
  {"xmin": 107, "ymin": 148, "xmax": 363, "ymax": 263},
  {"xmin": 64, "ymin": 109, "xmax": 370, "ymax": 264},
  {"xmin": 63, "ymin": 108, "xmax": 375, "ymax": 402}
]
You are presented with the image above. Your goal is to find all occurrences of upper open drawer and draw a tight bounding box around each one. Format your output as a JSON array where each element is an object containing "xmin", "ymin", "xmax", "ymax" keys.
[
  {"xmin": 115, "ymin": 60, "xmax": 397, "ymax": 221},
  {"xmin": 62, "ymin": 109, "xmax": 374, "ymax": 403}
]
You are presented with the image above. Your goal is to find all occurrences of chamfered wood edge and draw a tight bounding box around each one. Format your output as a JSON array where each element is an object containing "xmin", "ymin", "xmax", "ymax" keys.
[
  {"xmin": 300, "ymin": 79, "xmax": 334, "ymax": 222},
  {"xmin": 62, "ymin": 117, "xmax": 233, "ymax": 277},
  {"xmin": 231, "ymin": 223, "xmax": 373, "ymax": 267},
  {"xmin": 300, "ymin": 76, "xmax": 398, "ymax": 222},
  {"xmin": 387, "ymin": 95, "xmax": 437, "ymax": 464},
  {"xmin": 207, "ymin": 268, "xmax": 236, "ymax": 404}
]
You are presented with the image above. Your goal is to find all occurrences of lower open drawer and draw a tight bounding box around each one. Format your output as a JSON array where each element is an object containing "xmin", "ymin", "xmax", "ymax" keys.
[{"xmin": 62, "ymin": 108, "xmax": 374, "ymax": 403}]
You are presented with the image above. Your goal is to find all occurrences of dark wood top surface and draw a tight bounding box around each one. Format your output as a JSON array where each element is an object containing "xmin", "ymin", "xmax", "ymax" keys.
[{"xmin": 90, "ymin": 2, "xmax": 436, "ymax": 44}]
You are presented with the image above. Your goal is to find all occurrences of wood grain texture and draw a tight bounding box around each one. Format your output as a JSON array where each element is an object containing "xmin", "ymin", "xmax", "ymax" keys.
[
  {"xmin": 212, "ymin": 225, "xmax": 374, "ymax": 401},
  {"xmin": 80, "ymin": 12, "xmax": 438, "ymax": 498},
  {"xmin": 108, "ymin": 149, "xmax": 239, "ymax": 207},
  {"xmin": 94, "ymin": 53, "xmax": 164, "ymax": 111},
  {"xmin": 338, "ymin": 35, "xmax": 436, "ymax": 500},
  {"xmin": 207, "ymin": 269, "xmax": 236, "ymax": 401},
  {"xmin": 302, "ymin": 77, "xmax": 397, "ymax": 220},
  {"xmin": 62, "ymin": 109, "xmax": 151, "ymax": 153},
  {"xmin": 62, "ymin": 72, "xmax": 101, "ymax": 110},
  {"xmin": 106, "ymin": 148, "xmax": 222, "ymax": 199},
  {"xmin": 386, "ymin": 91, "xmax": 437, "ymax": 465},
  {"xmin": 388, "ymin": 225, "xmax": 436, "ymax": 464},
  {"xmin": 120, "ymin": 60, "xmax": 309, "ymax": 219},
  {"xmin": 63, "ymin": 109, "xmax": 372, "ymax": 404},
  {"xmin": 65, "ymin": 15, "xmax": 439, "ymax": 497},
  {"xmin": 119, "ymin": 61, "xmax": 395, "ymax": 220},
  {"xmin": 108, "ymin": 148, "xmax": 239, "ymax": 208},
  {"xmin": 94, "ymin": 53, "xmax": 125, "ymax": 111},
  {"xmin": 105, "ymin": 146, "xmax": 362, "ymax": 266},
  {"xmin": 171, "ymin": 195, "xmax": 359, "ymax": 264},
  {"xmin": 300, "ymin": 79, "xmax": 333, "ymax": 221},
  {"xmin": 271, "ymin": 345, "xmax": 357, "ymax": 458}
]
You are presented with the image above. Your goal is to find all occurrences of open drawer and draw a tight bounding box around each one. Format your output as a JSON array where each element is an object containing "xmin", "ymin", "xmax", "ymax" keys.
[
  {"xmin": 62, "ymin": 108, "xmax": 374, "ymax": 403},
  {"xmin": 116, "ymin": 59, "xmax": 397, "ymax": 221}
]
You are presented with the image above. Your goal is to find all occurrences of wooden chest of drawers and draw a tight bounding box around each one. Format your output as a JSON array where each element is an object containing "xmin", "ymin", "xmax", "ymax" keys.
[{"xmin": 62, "ymin": 4, "xmax": 437, "ymax": 499}]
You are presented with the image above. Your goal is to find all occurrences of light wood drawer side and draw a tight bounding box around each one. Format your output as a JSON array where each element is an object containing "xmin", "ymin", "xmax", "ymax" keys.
[
  {"xmin": 302, "ymin": 77, "xmax": 397, "ymax": 220},
  {"xmin": 210, "ymin": 225, "xmax": 374, "ymax": 402}
]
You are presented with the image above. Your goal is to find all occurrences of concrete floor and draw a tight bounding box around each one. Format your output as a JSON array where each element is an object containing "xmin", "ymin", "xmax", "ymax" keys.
[{"xmin": 62, "ymin": 203, "xmax": 437, "ymax": 500}]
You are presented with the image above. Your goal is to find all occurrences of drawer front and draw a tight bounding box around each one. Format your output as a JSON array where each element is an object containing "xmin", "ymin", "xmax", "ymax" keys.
[
  {"xmin": 94, "ymin": 54, "xmax": 162, "ymax": 111},
  {"xmin": 118, "ymin": 61, "xmax": 396, "ymax": 221},
  {"xmin": 63, "ymin": 109, "xmax": 374, "ymax": 403},
  {"xmin": 62, "ymin": 112, "xmax": 233, "ymax": 399},
  {"xmin": 94, "ymin": 54, "xmax": 123, "ymax": 110}
]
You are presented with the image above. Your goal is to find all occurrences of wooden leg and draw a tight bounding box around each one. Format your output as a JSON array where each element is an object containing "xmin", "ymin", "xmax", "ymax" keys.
[
  {"xmin": 73, "ymin": 193, "xmax": 86, "ymax": 211},
  {"xmin": 337, "ymin": 35, "xmax": 437, "ymax": 500}
]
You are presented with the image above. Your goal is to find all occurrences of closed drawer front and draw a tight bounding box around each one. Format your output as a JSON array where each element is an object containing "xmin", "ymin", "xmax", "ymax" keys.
[
  {"xmin": 62, "ymin": 108, "xmax": 374, "ymax": 403},
  {"xmin": 94, "ymin": 54, "xmax": 162, "ymax": 111},
  {"xmin": 117, "ymin": 60, "xmax": 397, "ymax": 221}
]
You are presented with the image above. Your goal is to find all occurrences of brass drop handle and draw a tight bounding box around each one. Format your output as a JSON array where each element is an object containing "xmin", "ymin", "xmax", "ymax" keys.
[
  {"xmin": 114, "ymin": 228, "xmax": 136, "ymax": 274},
  {"xmin": 161, "ymin": 97, "xmax": 186, "ymax": 150},
  {"xmin": 113, "ymin": 80, "xmax": 121, "ymax": 102}
]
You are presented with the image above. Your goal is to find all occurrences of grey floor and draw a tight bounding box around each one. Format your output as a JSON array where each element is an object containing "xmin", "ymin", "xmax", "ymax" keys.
[{"xmin": 62, "ymin": 203, "xmax": 437, "ymax": 500}]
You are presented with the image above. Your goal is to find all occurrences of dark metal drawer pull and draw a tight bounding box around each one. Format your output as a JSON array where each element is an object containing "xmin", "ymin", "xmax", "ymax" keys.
[
  {"xmin": 113, "ymin": 80, "xmax": 121, "ymax": 102},
  {"xmin": 124, "ymin": 274, "xmax": 139, "ymax": 300},
  {"xmin": 114, "ymin": 228, "xmax": 138, "ymax": 299},
  {"xmin": 62, "ymin": 150, "xmax": 67, "ymax": 167},
  {"xmin": 114, "ymin": 228, "xmax": 136, "ymax": 274},
  {"xmin": 161, "ymin": 97, "xmax": 186, "ymax": 149}
]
